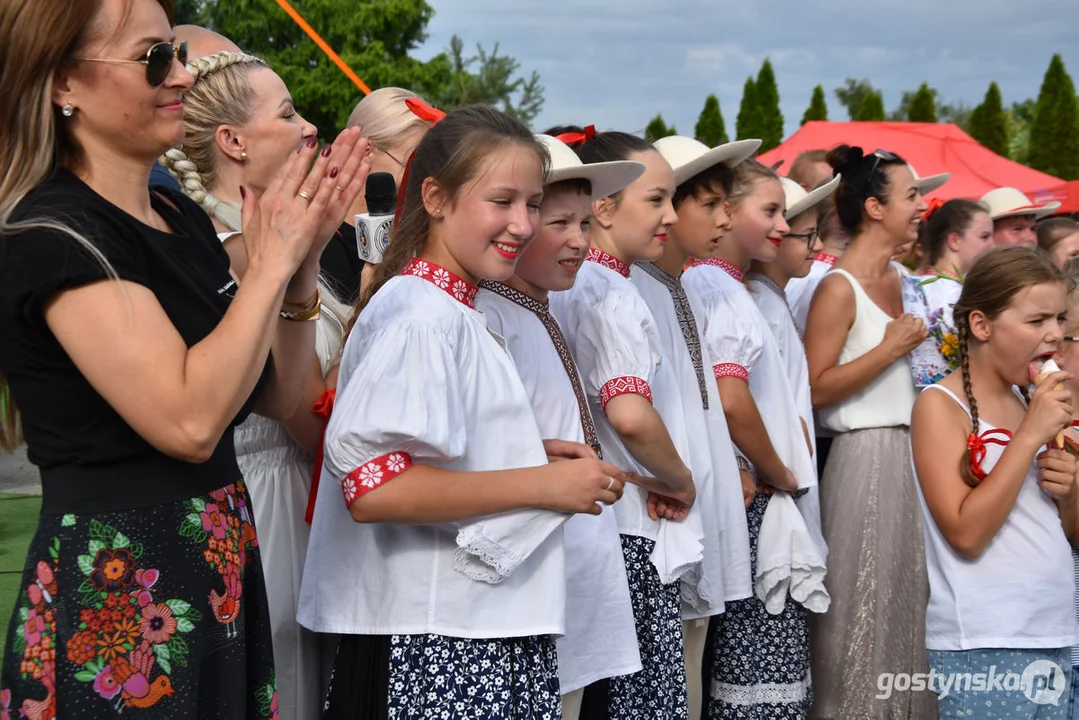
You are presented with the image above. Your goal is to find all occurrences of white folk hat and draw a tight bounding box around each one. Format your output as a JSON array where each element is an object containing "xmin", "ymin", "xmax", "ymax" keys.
[
  {"xmin": 909, "ymin": 164, "xmax": 950, "ymax": 195},
  {"xmin": 652, "ymin": 135, "xmax": 762, "ymax": 186},
  {"xmin": 781, "ymin": 174, "xmax": 841, "ymax": 221},
  {"xmin": 536, "ymin": 134, "xmax": 646, "ymax": 201},
  {"xmin": 979, "ymin": 187, "xmax": 1061, "ymax": 220}
]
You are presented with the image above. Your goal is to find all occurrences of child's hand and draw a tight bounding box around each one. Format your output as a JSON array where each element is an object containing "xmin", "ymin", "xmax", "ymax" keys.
[{"xmin": 646, "ymin": 492, "xmax": 691, "ymax": 522}]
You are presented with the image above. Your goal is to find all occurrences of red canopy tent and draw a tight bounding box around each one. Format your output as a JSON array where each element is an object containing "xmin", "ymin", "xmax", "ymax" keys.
[
  {"xmin": 1031, "ymin": 180, "xmax": 1079, "ymax": 215},
  {"xmin": 758, "ymin": 121, "xmax": 1062, "ymax": 200}
]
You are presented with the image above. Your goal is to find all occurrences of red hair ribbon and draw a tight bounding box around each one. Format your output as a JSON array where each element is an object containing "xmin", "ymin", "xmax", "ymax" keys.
[
  {"xmin": 923, "ymin": 197, "xmax": 946, "ymax": 223},
  {"xmin": 966, "ymin": 428, "xmax": 1013, "ymax": 482},
  {"xmin": 554, "ymin": 125, "xmax": 596, "ymax": 145},
  {"xmin": 405, "ymin": 97, "xmax": 446, "ymax": 126},
  {"xmin": 304, "ymin": 388, "xmax": 336, "ymax": 525}
]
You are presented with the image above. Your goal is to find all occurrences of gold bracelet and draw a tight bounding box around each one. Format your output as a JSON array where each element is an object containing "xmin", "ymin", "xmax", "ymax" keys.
[
  {"xmin": 280, "ymin": 289, "xmax": 321, "ymax": 321},
  {"xmin": 281, "ymin": 287, "xmax": 320, "ymax": 313}
]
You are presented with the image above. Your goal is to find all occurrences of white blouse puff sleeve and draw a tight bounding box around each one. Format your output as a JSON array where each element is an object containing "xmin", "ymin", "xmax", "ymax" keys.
[
  {"xmin": 703, "ymin": 292, "xmax": 764, "ymax": 382},
  {"xmin": 574, "ymin": 290, "xmax": 660, "ymax": 407}
]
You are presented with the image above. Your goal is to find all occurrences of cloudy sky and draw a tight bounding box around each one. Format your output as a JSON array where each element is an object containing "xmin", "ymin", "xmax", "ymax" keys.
[{"xmin": 415, "ymin": 0, "xmax": 1079, "ymax": 139}]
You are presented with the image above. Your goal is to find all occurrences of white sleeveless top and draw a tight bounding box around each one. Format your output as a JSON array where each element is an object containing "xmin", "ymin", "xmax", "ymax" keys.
[
  {"xmin": 817, "ymin": 267, "xmax": 917, "ymax": 432},
  {"xmin": 916, "ymin": 385, "xmax": 1077, "ymax": 651}
]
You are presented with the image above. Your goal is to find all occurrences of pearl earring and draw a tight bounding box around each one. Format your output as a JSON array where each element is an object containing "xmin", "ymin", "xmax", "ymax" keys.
[{"xmin": 62, "ymin": 103, "xmax": 74, "ymax": 117}]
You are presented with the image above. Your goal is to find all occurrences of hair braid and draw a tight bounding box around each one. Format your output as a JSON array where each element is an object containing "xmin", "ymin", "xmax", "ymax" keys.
[
  {"xmin": 957, "ymin": 323, "xmax": 981, "ymax": 488},
  {"xmin": 158, "ymin": 51, "xmax": 266, "ymax": 233}
]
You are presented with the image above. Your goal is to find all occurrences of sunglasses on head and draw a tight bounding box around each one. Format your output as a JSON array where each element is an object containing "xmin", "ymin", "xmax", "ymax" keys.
[
  {"xmin": 78, "ymin": 41, "xmax": 188, "ymax": 87},
  {"xmin": 863, "ymin": 148, "xmax": 898, "ymax": 180}
]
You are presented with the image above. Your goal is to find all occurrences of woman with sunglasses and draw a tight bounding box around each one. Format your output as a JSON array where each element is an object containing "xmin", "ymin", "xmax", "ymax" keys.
[
  {"xmin": 803, "ymin": 146, "xmax": 935, "ymax": 719},
  {"xmin": 0, "ymin": 0, "xmax": 367, "ymax": 716}
]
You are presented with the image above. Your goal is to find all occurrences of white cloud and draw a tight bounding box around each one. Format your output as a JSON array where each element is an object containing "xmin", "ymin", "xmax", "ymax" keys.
[{"xmin": 416, "ymin": 0, "xmax": 1079, "ymax": 138}]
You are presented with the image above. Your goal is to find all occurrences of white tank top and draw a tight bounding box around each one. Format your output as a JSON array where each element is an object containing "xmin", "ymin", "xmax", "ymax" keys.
[
  {"xmin": 916, "ymin": 384, "xmax": 1077, "ymax": 651},
  {"xmin": 817, "ymin": 267, "xmax": 917, "ymax": 432}
]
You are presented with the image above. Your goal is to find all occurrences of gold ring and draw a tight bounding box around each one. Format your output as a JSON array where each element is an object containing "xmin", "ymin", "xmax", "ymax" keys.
[
  {"xmin": 334, "ymin": 186, "xmax": 344, "ymax": 193},
  {"xmin": 298, "ymin": 190, "xmax": 312, "ymax": 201}
]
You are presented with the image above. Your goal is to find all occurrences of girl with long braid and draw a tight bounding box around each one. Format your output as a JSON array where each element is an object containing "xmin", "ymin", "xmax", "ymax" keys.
[
  {"xmin": 162, "ymin": 49, "xmax": 358, "ymax": 719},
  {"xmin": 911, "ymin": 246, "xmax": 1078, "ymax": 718}
]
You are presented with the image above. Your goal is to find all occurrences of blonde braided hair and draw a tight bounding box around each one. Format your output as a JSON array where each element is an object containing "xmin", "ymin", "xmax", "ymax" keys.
[{"xmin": 159, "ymin": 51, "xmax": 267, "ymax": 232}]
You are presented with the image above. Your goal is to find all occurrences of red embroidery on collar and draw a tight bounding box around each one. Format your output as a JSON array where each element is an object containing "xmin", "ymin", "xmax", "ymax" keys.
[
  {"xmin": 402, "ymin": 257, "xmax": 479, "ymax": 308},
  {"xmin": 687, "ymin": 257, "xmax": 744, "ymax": 282},
  {"xmin": 814, "ymin": 253, "xmax": 838, "ymax": 265},
  {"xmin": 586, "ymin": 248, "xmax": 632, "ymax": 279}
]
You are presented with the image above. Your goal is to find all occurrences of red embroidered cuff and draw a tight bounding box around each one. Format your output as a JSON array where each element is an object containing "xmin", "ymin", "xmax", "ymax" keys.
[
  {"xmin": 342, "ymin": 452, "xmax": 414, "ymax": 507},
  {"xmin": 599, "ymin": 376, "xmax": 653, "ymax": 410},
  {"xmin": 713, "ymin": 363, "xmax": 749, "ymax": 382}
]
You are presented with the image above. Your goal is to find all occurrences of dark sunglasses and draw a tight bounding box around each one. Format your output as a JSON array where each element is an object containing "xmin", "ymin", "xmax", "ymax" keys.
[
  {"xmin": 78, "ymin": 41, "xmax": 189, "ymax": 87},
  {"xmin": 863, "ymin": 149, "xmax": 898, "ymax": 181}
]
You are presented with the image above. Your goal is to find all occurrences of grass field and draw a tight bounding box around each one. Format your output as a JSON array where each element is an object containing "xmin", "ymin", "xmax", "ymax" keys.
[{"xmin": 0, "ymin": 493, "xmax": 40, "ymax": 668}]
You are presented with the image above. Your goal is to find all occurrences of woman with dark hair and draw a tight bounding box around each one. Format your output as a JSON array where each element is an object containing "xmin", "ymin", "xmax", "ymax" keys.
[
  {"xmin": 804, "ymin": 147, "xmax": 935, "ymax": 719},
  {"xmin": 0, "ymin": 0, "xmax": 367, "ymax": 715}
]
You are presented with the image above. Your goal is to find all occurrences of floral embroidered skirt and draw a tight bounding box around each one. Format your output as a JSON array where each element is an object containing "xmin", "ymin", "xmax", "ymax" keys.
[
  {"xmin": 607, "ymin": 534, "xmax": 689, "ymax": 720},
  {"xmin": 706, "ymin": 492, "xmax": 811, "ymax": 720},
  {"xmin": 1, "ymin": 479, "xmax": 277, "ymax": 719},
  {"xmin": 323, "ymin": 633, "xmax": 560, "ymax": 719}
]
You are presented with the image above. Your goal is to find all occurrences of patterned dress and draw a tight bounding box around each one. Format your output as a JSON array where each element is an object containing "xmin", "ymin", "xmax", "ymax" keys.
[{"xmin": 2, "ymin": 480, "xmax": 277, "ymax": 718}]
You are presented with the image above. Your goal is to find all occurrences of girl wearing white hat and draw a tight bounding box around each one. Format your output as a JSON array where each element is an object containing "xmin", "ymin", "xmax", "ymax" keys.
[
  {"xmin": 547, "ymin": 126, "xmax": 700, "ymax": 719},
  {"xmin": 474, "ymin": 134, "xmax": 647, "ymax": 720},
  {"xmin": 803, "ymin": 145, "xmax": 935, "ymax": 719},
  {"xmin": 636, "ymin": 134, "xmax": 760, "ymax": 718},
  {"xmin": 682, "ymin": 159, "xmax": 828, "ymax": 719},
  {"xmin": 901, "ymin": 199, "xmax": 993, "ymax": 387},
  {"xmin": 981, "ymin": 187, "xmax": 1061, "ymax": 249}
]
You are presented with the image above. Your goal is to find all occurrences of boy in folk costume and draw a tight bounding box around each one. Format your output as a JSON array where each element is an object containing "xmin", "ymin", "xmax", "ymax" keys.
[{"xmin": 475, "ymin": 133, "xmax": 647, "ymax": 720}]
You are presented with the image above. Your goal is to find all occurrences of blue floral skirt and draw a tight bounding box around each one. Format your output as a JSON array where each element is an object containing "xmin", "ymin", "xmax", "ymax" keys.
[
  {"xmin": 607, "ymin": 534, "xmax": 688, "ymax": 719},
  {"xmin": 0, "ymin": 480, "xmax": 277, "ymax": 719},
  {"xmin": 323, "ymin": 633, "xmax": 560, "ymax": 719},
  {"xmin": 707, "ymin": 492, "xmax": 811, "ymax": 719}
]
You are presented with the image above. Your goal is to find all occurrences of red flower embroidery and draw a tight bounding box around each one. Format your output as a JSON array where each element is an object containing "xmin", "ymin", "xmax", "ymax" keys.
[
  {"xmin": 90, "ymin": 549, "xmax": 136, "ymax": 592},
  {"xmin": 66, "ymin": 630, "xmax": 99, "ymax": 665},
  {"xmin": 402, "ymin": 258, "xmax": 478, "ymax": 308},
  {"xmin": 22, "ymin": 608, "xmax": 45, "ymax": 646},
  {"xmin": 342, "ymin": 452, "xmax": 414, "ymax": 507},
  {"xmin": 200, "ymin": 503, "xmax": 229, "ymax": 541},
  {"xmin": 93, "ymin": 664, "xmax": 122, "ymax": 700}
]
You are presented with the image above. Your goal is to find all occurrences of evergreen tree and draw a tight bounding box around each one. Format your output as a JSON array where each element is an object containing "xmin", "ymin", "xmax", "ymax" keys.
[
  {"xmin": 801, "ymin": 85, "xmax": 828, "ymax": 125},
  {"xmin": 645, "ymin": 114, "xmax": 676, "ymax": 142},
  {"xmin": 855, "ymin": 91, "xmax": 886, "ymax": 122},
  {"xmin": 694, "ymin": 94, "xmax": 729, "ymax": 146},
  {"xmin": 1029, "ymin": 54, "xmax": 1079, "ymax": 180},
  {"xmin": 968, "ymin": 82, "xmax": 1009, "ymax": 156},
  {"xmin": 907, "ymin": 83, "xmax": 938, "ymax": 122},
  {"xmin": 755, "ymin": 59, "xmax": 784, "ymax": 151},
  {"xmin": 835, "ymin": 78, "xmax": 876, "ymax": 120},
  {"xmin": 736, "ymin": 77, "xmax": 762, "ymax": 141}
]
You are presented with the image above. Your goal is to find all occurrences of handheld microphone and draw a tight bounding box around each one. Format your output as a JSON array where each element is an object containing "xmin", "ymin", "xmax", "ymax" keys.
[{"xmin": 355, "ymin": 172, "xmax": 396, "ymax": 264}]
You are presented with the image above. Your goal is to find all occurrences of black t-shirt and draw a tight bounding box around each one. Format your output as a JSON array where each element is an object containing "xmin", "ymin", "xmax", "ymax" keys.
[
  {"xmin": 0, "ymin": 170, "xmax": 263, "ymax": 513},
  {"xmin": 320, "ymin": 223, "xmax": 365, "ymax": 305}
]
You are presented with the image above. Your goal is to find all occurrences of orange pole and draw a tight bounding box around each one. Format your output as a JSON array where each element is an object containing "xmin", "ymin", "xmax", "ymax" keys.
[{"xmin": 273, "ymin": 0, "xmax": 371, "ymax": 95}]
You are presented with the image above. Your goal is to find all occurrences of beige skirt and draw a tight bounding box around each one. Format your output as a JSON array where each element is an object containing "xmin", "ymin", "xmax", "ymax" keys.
[{"xmin": 809, "ymin": 427, "xmax": 937, "ymax": 720}]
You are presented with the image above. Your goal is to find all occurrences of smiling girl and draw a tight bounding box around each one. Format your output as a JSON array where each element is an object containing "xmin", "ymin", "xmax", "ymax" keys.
[
  {"xmin": 912, "ymin": 247, "xmax": 1078, "ymax": 718},
  {"xmin": 297, "ymin": 107, "xmax": 628, "ymax": 719},
  {"xmin": 682, "ymin": 159, "xmax": 826, "ymax": 719},
  {"xmin": 548, "ymin": 126, "xmax": 699, "ymax": 719}
]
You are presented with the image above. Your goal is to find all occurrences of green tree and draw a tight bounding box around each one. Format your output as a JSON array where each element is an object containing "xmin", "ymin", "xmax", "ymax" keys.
[
  {"xmin": 645, "ymin": 114, "xmax": 677, "ymax": 142},
  {"xmin": 203, "ymin": 0, "xmax": 544, "ymax": 135},
  {"xmin": 172, "ymin": 0, "xmax": 206, "ymax": 24},
  {"xmin": 968, "ymin": 82, "xmax": 1009, "ymax": 156},
  {"xmin": 855, "ymin": 90, "xmax": 886, "ymax": 121},
  {"xmin": 939, "ymin": 101, "xmax": 974, "ymax": 130},
  {"xmin": 907, "ymin": 83, "xmax": 939, "ymax": 122},
  {"xmin": 1007, "ymin": 99, "xmax": 1037, "ymax": 165},
  {"xmin": 694, "ymin": 94, "xmax": 729, "ymax": 146},
  {"xmin": 736, "ymin": 77, "xmax": 763, "ymax": 141},
  {"xmin": 754, "ymin": 59, "xmax": 784, "ymax": 151},
  {"xmin": 1029, "ymin": 54, "xmax": 1079, "ymax": 180},
  {"xmin": 834, "ymin": 78, "xmax": 877, "ymax": 120},
  {"xmin": 801, "ymin": 85, "xmax": 828, "ymax": 125}
]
